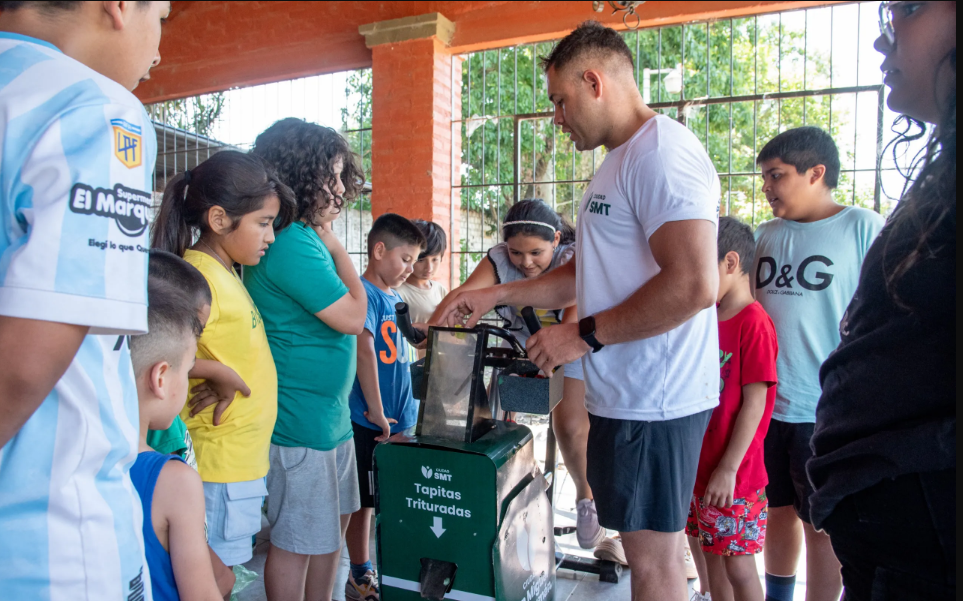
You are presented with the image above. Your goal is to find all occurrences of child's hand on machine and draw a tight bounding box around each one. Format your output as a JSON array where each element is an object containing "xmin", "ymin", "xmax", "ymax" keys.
[
  {"xmin": 365, "ymin": 409, "xmax": 398, "ymax": 442},
  {"xmin": 437, "ymin": 287, "xmax": 500, "ymax": 328},
  {"xmin": 703, "ymin": 466, "xmax": 737, "ymax": 509},
  {"xmin": 526, "ymin": 323, "xmax": 590, "ymax": 373},
  {"xmin": 188, "ymin": 367, "xmax": 252, "ymax": 426}
]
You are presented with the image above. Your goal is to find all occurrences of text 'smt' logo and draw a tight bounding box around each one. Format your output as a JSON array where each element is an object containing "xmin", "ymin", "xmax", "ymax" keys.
[{"xmin": 421, "ymin": 466, "xmax": 433, "ymax": 479}]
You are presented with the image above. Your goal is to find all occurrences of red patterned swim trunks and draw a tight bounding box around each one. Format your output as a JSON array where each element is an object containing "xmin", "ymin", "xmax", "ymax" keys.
[{"xmin": 685, "ymin": 488, "xmax": 767, "ymax": 556}]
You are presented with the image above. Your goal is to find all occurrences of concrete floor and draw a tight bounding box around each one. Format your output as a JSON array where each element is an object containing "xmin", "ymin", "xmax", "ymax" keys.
[
  {"xmin": 234, "ymin": 505, "xmax": 639, "ymax": 601},
  {"xmin": 234, "ymin": 419, "xmax": 809, "ymax": 600}
]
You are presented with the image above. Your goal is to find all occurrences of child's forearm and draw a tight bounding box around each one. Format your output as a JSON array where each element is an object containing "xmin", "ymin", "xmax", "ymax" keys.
[
  {"xmin": 189, "ymin": 359, "xmax": 230, "ymax": 381},
  {"xmin": 357, "ymin": 333, "xmax": 386, "ymax": 417},
  {"xmin": 318, "ymin": 229, "xmax": 366, "ymax": 303},
  {"xmin": 338, "ymin": 263, "xmax": 366, "ymax": 306},
  {"xmin": 717, "ymin": 382, "xmax": 769, "ymax": 472},
  {"xmin": 329, "ymin": 240, "xmax": 362, "ymax": 289},
  {"xmin": 0, "ymin": 317, "xmax": 87, "ymax": 448},
  {"xmin": 560, "ymin": 303, "xmax": 579, "ymax": 324}
]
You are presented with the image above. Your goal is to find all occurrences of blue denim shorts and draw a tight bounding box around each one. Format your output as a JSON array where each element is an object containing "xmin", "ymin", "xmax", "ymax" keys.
[{"xmin": 203, "ymin": 478, "xmax": 267, "ymax": 566}]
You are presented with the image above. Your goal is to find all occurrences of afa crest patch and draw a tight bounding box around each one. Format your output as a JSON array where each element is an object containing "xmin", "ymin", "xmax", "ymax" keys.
[{"xmin": 111, "ymin": 118, "xmax": 142, "ymax": 169}]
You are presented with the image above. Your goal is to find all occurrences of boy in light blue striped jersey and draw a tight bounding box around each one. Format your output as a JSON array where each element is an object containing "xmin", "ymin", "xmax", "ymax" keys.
[{"xmin": 0, "ymin": 2, "xmax": 170, "ymax": 599}]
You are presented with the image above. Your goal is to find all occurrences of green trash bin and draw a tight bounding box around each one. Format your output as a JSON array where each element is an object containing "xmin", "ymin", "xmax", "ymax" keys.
[{"xmin": 376, "ymin": 325, "xmax": 559, "ymax": 601}]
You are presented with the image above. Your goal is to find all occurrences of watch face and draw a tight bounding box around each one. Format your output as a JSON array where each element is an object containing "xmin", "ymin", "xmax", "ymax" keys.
[{"xmin": 579, "ymin": 316, "xmax": 594, "ymax": 338}]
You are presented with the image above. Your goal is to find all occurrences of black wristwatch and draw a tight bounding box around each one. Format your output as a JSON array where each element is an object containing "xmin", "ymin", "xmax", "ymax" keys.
[{"xmin": 578, "ymin": 316, "xmax": 604, "ymax": 353}]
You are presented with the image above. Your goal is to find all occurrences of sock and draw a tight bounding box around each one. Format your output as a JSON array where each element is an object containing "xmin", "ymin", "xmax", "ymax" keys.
[
  {"xmin": 351, "ymin": 561, "xmax": 374, "ymax": 581},
  {"xmin": 765, "ymin": 573, "xmax": 796, "ymax": 601}
]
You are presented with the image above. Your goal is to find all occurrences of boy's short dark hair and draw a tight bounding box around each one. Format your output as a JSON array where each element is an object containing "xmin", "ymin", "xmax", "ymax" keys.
[
  {"xmin": 717, "ymin": 217, "xmax": 756, "ymax": 275},
  {"xmin": 756, "ymin": 126, "xmax": 840, "ymax": 189},
  {"xmin": 130, "ymin": 251, "xmax": 209, "ymax": 375},
  {"xmin": 0, "ymin": 1, "xmax": 149, "ymax": 10},
  {"xmin": 411, "ymin": 219, "xmax": 447, "ymax": 260},
  {"xmin": 540, "ymin": 21, "xmax": 634, "ymax": 74},
  {"xmin": 148, "ymin": 249, "xmax": 212, "ymax": 310},
  {"xmin": 0, "ymin": 1, "xmax": 80, "ymax": 9},
  {"xmin": 367, "ymin": 214, "xmax": 427, "ymax": 258}
]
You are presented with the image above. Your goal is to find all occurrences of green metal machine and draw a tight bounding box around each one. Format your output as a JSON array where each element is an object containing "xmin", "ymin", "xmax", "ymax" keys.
[{"xmin": 375, "ymin": 315, "xmax": 561, "ymax": 601}]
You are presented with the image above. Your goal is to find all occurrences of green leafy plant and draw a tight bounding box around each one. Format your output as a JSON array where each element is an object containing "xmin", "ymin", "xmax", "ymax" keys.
[{"xmin": 147, "ymin": 93, "xmax": 226, "ymax": 138}]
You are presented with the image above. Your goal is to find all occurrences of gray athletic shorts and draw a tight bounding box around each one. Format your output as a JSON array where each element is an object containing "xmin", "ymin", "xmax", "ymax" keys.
[{"xmin": 266, "ymin": 439, "xmax": 360, "ymax": 555}]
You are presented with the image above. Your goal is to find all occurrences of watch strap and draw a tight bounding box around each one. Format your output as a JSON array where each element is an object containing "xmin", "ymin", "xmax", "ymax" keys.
[{"xmin": 579, "ymin": 316, "xmax": 604, "ymax": 353}]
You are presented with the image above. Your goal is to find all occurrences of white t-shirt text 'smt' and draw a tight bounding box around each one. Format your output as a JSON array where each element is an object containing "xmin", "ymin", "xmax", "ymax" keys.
[{"xmin": 576, "ymin": 115, "xmax": 720, "ymax": 421}]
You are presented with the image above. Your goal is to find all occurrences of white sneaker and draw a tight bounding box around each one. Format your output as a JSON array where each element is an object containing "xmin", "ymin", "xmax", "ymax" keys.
[
  {"xmin": 575, "ymin": 498, "xmax": 606, "ymax": 549},
  {"xmin": 593, "ymin": 535, "xmax": 627, "ymax": 566},
  {"xmin": 690, "ymin": 591, "xmax": 712, "ymax": 601}
]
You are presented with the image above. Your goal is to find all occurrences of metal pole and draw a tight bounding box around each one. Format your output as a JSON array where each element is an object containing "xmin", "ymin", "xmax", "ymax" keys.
[
  {"xmin": 803, "ymin": 8, "xmax": 809, "ymax": 123},
  {"xmin": 497, "ymin": 49, "xmax": 503, "ymax": 239},
  {"xmin": 658, "ymin": 28, "xmax": 662, "ymax": 103},
  {"xmin": 450, "ymin": 54, "xmax": 457, "ymax": 290},
  {"xmin": 481, "ymin": 51, "xmax": 487, "ymax": 243},
  {"xmin": 853, "ymin": 2, "xmax": 863, "ymax": 205},
  {"xmin": 546, "ymin": 413, "xmax": 558, "ymax": 506},
  {"xmin": 513, "ymin": 117, "xmax": 521, "ymax": 205},
  {"xmin": 829, "ymin": 6, "xmax": 834, "ymax": 133},
  {"xmin": 705, "ymin": 23, "xmax": 710, "ymax": 150},
  {"xmin": 466, "ymin": 53, "xmax": 473, "ymax": 273},
  {"xmin": 635, "ymin": 28, "xmax": 641, "ymax": 89}
]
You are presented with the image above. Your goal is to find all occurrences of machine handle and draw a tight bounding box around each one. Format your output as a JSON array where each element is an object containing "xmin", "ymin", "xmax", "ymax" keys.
[
  {"xmin": 398, "ymin": 301, "xmax": 526, "ymax": 357},
  {"xmin": 520, "ymin": 307, "xmax": 541, "ymax": 335},
  {"xmin": 479, "ymin": 324, "xmax": 527, "ymax": 357},
  {"xmin": 395, "ymin": 302, "xmax": 426, "ymax": 345},
  {"xmin": 521, "ymin": 306, "xmax": 562, "ymax": 374}
]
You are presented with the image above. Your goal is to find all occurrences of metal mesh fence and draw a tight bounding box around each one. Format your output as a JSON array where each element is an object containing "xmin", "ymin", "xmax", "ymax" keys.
[
  {"xmin": 146, "ymin": 69, "xmax": 372, "ymax": 272},
  {"xmin": 452, "ymin": 1, "xmax": 920, "ymax": 286}
]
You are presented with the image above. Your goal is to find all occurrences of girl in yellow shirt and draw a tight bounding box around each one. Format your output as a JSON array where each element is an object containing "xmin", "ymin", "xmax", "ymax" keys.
[{"xmin": 151, "ymin": 150, "xmax": 296, "ymax": 568}]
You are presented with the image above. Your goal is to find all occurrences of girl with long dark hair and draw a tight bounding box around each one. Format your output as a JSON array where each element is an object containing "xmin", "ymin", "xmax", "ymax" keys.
[
  {"xmin": 807, "ymin": 3, "xmax": 956, "ymax": 599},
  {"xmin": 151, "ymin": 149, "xmax": 297, "ymax": 573},
  {"xmin": 431, "ymin": 199, "xmax": 610, "ymax": 551}
]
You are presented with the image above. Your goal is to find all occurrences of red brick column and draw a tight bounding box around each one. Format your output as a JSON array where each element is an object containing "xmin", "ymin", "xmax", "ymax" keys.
[{"xmin": 364, "ymin": 16, "xmax": 461, "ymax": 287}]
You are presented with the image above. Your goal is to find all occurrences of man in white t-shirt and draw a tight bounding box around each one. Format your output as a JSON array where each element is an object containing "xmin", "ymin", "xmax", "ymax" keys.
[
  {"xmin": 0, "ymin": 2, "xmax": 169, "ymax": 599},
  {"xmin": 438, "ymin": 22, "xmax": 720, "ymax": 600}
]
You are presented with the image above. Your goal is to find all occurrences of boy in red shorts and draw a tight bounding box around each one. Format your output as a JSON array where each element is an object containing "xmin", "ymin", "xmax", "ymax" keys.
[{"xmin": 686, "ymin": 217, "xmax": 779, "ymax": 601}]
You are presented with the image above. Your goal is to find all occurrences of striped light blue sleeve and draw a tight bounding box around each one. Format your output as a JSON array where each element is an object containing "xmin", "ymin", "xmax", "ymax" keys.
[{"xmin": 0, "ymin": 97, "xmax": 156, "ymax": 334}]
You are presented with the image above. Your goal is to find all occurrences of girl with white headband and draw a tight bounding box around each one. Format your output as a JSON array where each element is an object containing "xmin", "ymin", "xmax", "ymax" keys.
[{"xmin": 431, "ymin": 198, "xmax": 606, "ymax": 551}]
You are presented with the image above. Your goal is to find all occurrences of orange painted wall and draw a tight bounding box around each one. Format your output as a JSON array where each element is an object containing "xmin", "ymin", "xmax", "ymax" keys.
[{"xmin": 136, "ymin": 1, "xmax": 841, "ymax": 103}]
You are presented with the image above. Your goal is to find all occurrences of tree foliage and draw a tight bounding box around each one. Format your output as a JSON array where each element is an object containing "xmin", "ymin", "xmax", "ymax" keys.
[
  {"xmin": 147, "ymin": 93, "xmax": 226, "ymax": 138},
  {"xmin": 341, "ymin": 68, "xmax": 373, "ymax": 211},
  {"xmin": 338, "ymin": 10, "xmax": 882, "ymax": 282},
  {"xmin": 457, "ymin": 14, "xmax": 876, "ymax": 248}
]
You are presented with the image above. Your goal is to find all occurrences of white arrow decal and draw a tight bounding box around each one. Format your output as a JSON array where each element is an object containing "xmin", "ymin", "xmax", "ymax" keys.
[{"xmin": 430, "ymin": 516, "xmax": 446, "ymax": 538}]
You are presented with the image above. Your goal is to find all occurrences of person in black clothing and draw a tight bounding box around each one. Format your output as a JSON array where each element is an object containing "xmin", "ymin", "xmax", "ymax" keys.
[{"xmin": 806, "ymin": 3, "xmax": 956, "ymax": 600}]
